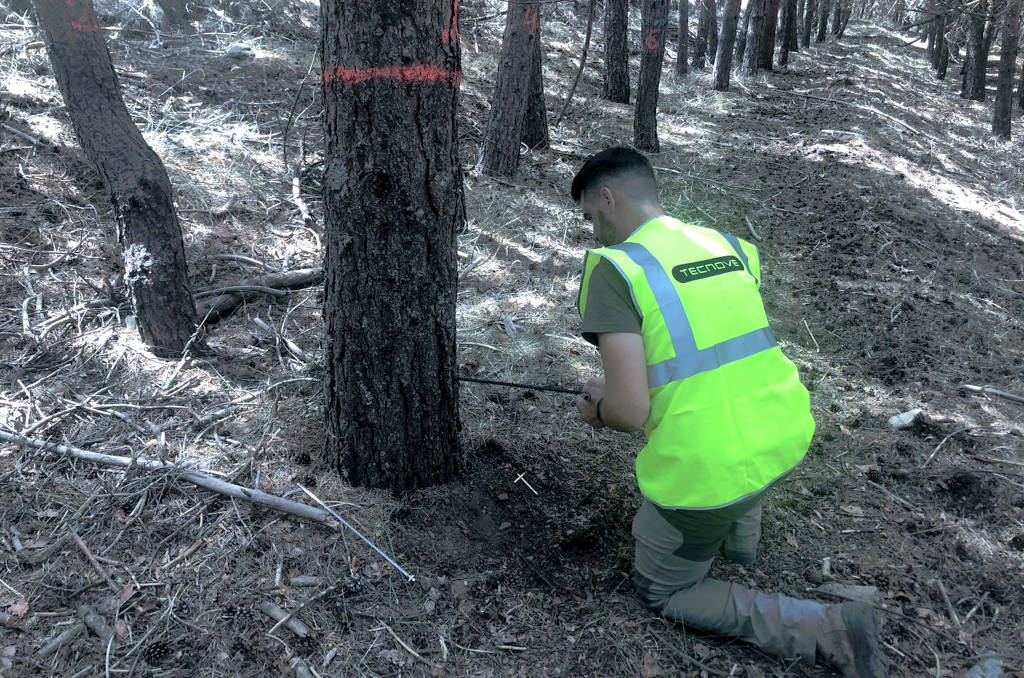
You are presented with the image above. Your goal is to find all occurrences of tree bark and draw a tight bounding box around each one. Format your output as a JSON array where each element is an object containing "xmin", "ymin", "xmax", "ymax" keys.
[
  {"xmin": 713, "ymin": 0, "xmax": 743, "ymax": 89},
  {"xmin": 780, "ymin": 0, "xmax": 799, "ymax": 64},
  {"xmin": 743, "ymin": 0, "xmax": 768, "ymax": 73},
  {"xmin": 937, "ymin": 31, "xmax": 952, "ymax": 79},
  {"xmin": 634, "ymin": 0, "xmax": 669, "ymax": 152},
  {"xmin": 481, "ymin": 2, "xmax": 539, "ymax": 176},
  {"xmin": 736, "ymin": 0, "xmax": 753, "ymax": 63},
  {"xmin": 30, "ymin": 0, "xmax": 201, "ymax": 358},
  {"xmin": 1017, "ymin": 50, "xmax": 1024, "ymax": 112},
  {"xmin": 758, "ymin": 0, "xmax": 781, "ymax": 69},
  {"xmin": 802, "ymin": 0, "xmax": 816, "ymax": 46},
  {"xmin": 992, "ymin": 0, "xmax": 1021, "ymax": 137},
  {"xmin": 320, "ymin": 0, "xmax": 462, "ymax": 491},
  {"xmin": 604, "ymin": 0, "xmax": 631, "ymax": 101},
  {"xmin": 677, "ymin": 0, "xmax": 690, "ymax": 75},
  {"xmin": 931, "ymin": 12, "xmax": 945, "ymax": 70},
  {"xmin": 522, "ymin": 19, "xmax": 549, "ymax": 149}
]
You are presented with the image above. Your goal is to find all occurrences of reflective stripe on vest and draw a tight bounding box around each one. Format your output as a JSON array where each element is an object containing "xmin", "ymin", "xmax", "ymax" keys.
[{"xmin": 608, "ymin": 241, "xmax": 778, "ymax": 389}]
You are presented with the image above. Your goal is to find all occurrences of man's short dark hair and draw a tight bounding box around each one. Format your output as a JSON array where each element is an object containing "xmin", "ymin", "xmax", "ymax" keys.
[{"xmin": 570, "ymin": 146, "xmax": 656, "ymax": 202}]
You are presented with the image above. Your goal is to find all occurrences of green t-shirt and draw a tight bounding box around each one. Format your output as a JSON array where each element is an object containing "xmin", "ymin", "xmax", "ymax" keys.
[{"xmin": 581, "ymin": 259, "xmax": 641, "ymax": 346}]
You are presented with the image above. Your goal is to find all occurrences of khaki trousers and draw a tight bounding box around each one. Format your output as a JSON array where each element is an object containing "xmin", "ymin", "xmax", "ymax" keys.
[{"xmin": 632, "ymin": 498, "xmax": 827, "ymax": 664}]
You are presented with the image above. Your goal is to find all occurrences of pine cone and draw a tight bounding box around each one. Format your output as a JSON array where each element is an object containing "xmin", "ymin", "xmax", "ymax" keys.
[{"xmin": 142, "ymin": 642, "xmax": 172, "ymax": 665}]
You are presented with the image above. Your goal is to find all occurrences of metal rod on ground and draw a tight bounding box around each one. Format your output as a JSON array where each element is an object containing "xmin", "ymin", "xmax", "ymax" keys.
[
  {"xmin": 297, "ymin": 484, "xmax": 416, "ymax": 583},
  {"xmin": 456, "ymin": 376, "xmax": 584, "ymax": 395}
]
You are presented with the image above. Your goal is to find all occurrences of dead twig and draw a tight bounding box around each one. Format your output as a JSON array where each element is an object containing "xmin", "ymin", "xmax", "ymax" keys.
[
  {"xmin": 37, "ymin": 622, "xmax": 86, "ymax": 657},
  {"xmin": 932, "ymin": 578, "xmax": 961, "ymax": 628},
  {"xmin": 556, "ymin": 0, "xmax": 596, "ymax": 125},
  {"xmin": 922, "ymin": 428, "xmax": 968, "ymax": 467},
  {"xmin": 0, "ymin": 428, "xmax": 336, "ymax": 527},
  {"xmin": 78, "ymin": 604, "xmax": 115, "ymax": 645},
  {"xmin": 70, "ymin": 528, "xmax": 118, "ymax": 592},
  {"xmin": 259, "ymin": 600, "xmax": 310, "ymax": 638},
  {"xmin": 373, "ymin": 623, "xmax": 440, "ymax": 670}
]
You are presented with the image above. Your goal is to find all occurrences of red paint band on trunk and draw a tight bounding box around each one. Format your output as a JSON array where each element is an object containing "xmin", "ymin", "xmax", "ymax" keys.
[{"xmin": 322, "ymin": 65, "xmax": 462, "ymax": 86}]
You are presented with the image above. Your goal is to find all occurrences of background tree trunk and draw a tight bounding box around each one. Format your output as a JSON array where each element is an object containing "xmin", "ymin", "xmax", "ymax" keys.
[
  {"xmin": 796, "ymin": 0, "xmax": 806, "ymax": 47},
  {"xmin": 708, "ymin": 0, "xmax": 720, "ymax": 63},
  {"xmin": 30, "ymin": 0, "xmax": 201, "ymax": 358},
  {"xmin": 604, "ymin": 0, "xmax": 631, "ymax": 101},
  {"xmin": 992, "ymin": 0, "xmax": 1021, "ymax": 137},
  {"xmin": 634, "ymin": 0, "xmax": 669, "ymax": 151},
  {"xmin": 757, "ymin": 0, "xmax": 781, "ymax": 69},
  {"xmin": 1017, "ymin": 53, "xmax": 1024, "ymax": 111},
  {"xmin": 931, "ymin": 13, "xmax": 945, "ymax": 70},
  {"xmin": 744, "ymin": 0, "xmax": 768, "ymax": 73},
  {"xmin": 677, "ymin": 0, "xmax": 690, "ymax": 75},
  {"xmin": 736, "ymin": 0, "xmax": 753, "ymax": 63},
  {"xmin": 780, "ymin": 0, "xmax": 799, "ymax": 64},
  {"xmin": 713, "ymin": 0, "xmax": 743, "ymax": 89},
  {"xmin": 802, "ymin": 0, "xmax": 816, "ymax": 46},
  {"xmin": 320, "ymin": 0, "xmax": 463, "ymax": 491},
  {"xmin": 816, "ymin": 0, "xmax": 831, "ymax": 40},
  {"xmin": 693, "ymin": 0, "xmax": 709, "ymax": 67},
  {"xmin": 481, "ymin": 1, "xmax": 539, "ymax": 176},
  {"xmin": 962, "ymin": 3, "xmax": 987, "ymax": 100},
  {"xmin": 521, "ymin": 22, "xmax": 549, "ymax": 149},
  {"xmin": 937, "ymin": 31, "xmax": 952, "ymax": 78}
]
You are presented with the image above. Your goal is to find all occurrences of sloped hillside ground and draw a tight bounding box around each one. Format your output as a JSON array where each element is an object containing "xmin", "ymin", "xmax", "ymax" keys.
[{"xmin": 1, "ymin": 0, "xmax": 1022, "ymax": 675}]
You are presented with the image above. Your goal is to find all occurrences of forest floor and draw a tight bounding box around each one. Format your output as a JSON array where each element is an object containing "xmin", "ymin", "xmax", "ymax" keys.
[{"xmin": 1, "ymin": 0, "xmax": 1023, "ymax": 676}]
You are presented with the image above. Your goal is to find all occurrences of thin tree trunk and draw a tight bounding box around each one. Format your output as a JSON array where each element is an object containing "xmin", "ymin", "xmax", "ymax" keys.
[
  {"xmin": 992, "ymin": 0, "xmax": 1021, "ymax": 137},
  {"xmin": 931, "ymin": 12, "xmax": 945, "ymax": 70},
  {"xmin": 937, "ymin": 30, "xmax": 952, "ymax": 78},
  {"xmin": 802, "ymin": 0, "xmax": 816, "ymax": 46},
  {"xmin": 744, "ymin": 0, "xmax": 768, "ymax": 73},
  {"xmin": 1017, "ymin": 51, "xmax": 1024, "ymax": 112},
  {"xmin": 926, "ymin": 0, "xmax": 936, "ymax": 59},
  {"xmin": 713, "ymin": 0, "xmax": 743, "ymax": 89},
  {"xmin": 29, "ymin": 0, "xmax": 201, "ymax": 358},
  {"xmin": 780, "ymin": 0, "xmax": 799, "ymax": 64},
  {"xmin": 758, "ymin": 0, "xmax": 781, "ymax": 69},
  {"xmin": 816, "ymin": 0, "xmax": 831, "ymax": 41},
  {"xmin": 557, "ymin": 0, "xmax": 595, "ymax": 125},
  {"xmin": 634, "ymin": 0, "xmax": 669, "ymax": 151},
  {"xmin": 736, "ymin": 0, "xmax": 753, "ymax": 63},
  {"xmin": 522, "ymin": 19, "xmax": 549, "ymax": 148},
  {"xmin": 677, "ymin": 0, "xmax": 690, "ymax": 75},
  {"xmin": 320, "ymin": 0, "xmax": 463, "ymax": 491},
  {"xmin": 481, "ymin": 1, "xmax": 539, "ymax": 176},
  {"xmin": 831, "ymin": 0, "xmax": 842, "ymax": 35},
  {"xmin": 604, "ymin": 0, "xmax": 631, "ymax": 101}
]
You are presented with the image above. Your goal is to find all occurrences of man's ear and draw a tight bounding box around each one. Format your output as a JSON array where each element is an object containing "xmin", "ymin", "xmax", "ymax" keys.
[{"xmin": 599, "ymin": 185, "xmax": 615, "ymax": 210}]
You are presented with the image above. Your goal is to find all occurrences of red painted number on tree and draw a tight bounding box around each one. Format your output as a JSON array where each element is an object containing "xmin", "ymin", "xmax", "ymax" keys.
[
  {"xmin": 66, "ymin": 0, "xmax": 100, "ymax": 32},
  {"xmin": 523, "ymin": 6, "xmax": 539, "ymax": 37},
  {"xmin": 645, "ymin": 27, "xmax": 662, "ymax": 50}
]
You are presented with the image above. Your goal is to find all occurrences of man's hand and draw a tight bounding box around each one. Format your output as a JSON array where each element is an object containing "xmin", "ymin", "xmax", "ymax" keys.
[{"xmin": 575, "ymin": 377, "xmax": 606, "ymax": 428}]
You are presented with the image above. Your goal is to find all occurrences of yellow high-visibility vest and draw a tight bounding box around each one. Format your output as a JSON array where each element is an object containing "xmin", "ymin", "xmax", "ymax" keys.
[{"xmin": 578, "ymin": 216, "xmax": 814, "ymax": 509}]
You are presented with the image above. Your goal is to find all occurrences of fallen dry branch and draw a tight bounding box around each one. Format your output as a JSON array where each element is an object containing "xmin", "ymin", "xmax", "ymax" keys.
[
  {"xmin": 0, "ymin": 428, "xmax": 335, "ymax": 528},
  {"xmin": 765, "ymin": 88, "xmax": 921, "ymax": 136},
  {"xmin": 960, "ymin": 384, "xmax": 1024, "ymax": 405},
  {"xmin": 260, "ymin": 600, "xmax": 311, "ymax": 638},
  {"xmin": 36, "ymin": 622, "xmax": 85, "ymax": 658},
  {"xmin": 78, "ymin": 604, "xmax": 115, "ymax": 645},
  {"xmin": 196, "ymin": 267, "xmax": 323, "ymax": 324}
]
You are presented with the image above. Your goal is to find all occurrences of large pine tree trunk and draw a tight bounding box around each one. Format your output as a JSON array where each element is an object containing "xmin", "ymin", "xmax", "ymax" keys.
[
  {"xmin": 802, "ymin": 0, "xmax": 816, "ymax": 46},
  {"xmin": 634, "ymin": 0, "xmax": 669, "ymax": 152},
  {"xmin": 320, "ymin": 0, "xmax": 462, "ymax": 491},
  {"xmin": 521, "ymin": 23, "xmax": 549, "ymax": 149},
  {"xmin": 937, "ymin": 30, "xmax": 952, "ymax": 78},
  {"xmin": 677, "ymin": 0, "xmax": 690, "ymax": 75},
  {"xmin": 816, "ymin": 0, "xmax": 831, "ymax": 41},
  {"xmin": 30, "ymin": 0, "xmax": 201, "ymax": 358},
  {"xmin": 481, "ymin": 2, "xmax": 539, "ymax": 176},
  {"xmin": 604, "ymin": 0, "xmax": 631, "ymax": 101},
  {"xmin": 962, "ymin": 3, "xmax": 987, "ymax": 100},
  {"xmin": 713, "ymin": 0, "xmax": 743, "ymax": 89},
  {"xmin": 757, "ymin": 0, "xmax": 781, "ymax": 69},
  {"xmin": 736, "ymin": 0, "xmax": 753, "ymax": 63},
  {"xmin": 992, "ymin": 0, "xmax": 1021, "ymax": 138},
  {"xmin": 831, "ymin": 0, "xmax": 843, "ymax": 35}
]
